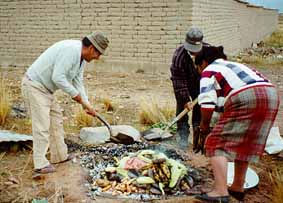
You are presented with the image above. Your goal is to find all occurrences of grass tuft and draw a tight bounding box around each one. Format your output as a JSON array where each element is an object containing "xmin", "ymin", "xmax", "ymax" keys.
[
  {"xmin": 138, "ymin": 97, "xmax": 175, "ymax": 126},
  {"xmin": 264, "ymin": 30, "xmax": 283, "ymax": 48},
  {"xmin": 74, "ymin": 107, "xmax": 93, "ymax": 128},
  {"xmin": 241, "ymin": 55, "xmax": 283, "ymax": 66},
  {"xmin": 102, "ymin": 98, "xmax": 114, "ymax": 112},
  {"xmin": 0, "ymin": 76, "xmax": 11, "ymax": 126},
  {"xmin": 269, "ymin": 167, "xmax": 283, "ymax": 203}
]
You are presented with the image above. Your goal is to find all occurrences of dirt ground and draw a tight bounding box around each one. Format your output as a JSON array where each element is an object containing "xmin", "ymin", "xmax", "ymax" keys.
[{"xmin": 0, "ymin": 59, "xmax": 283, "ymax": 203}]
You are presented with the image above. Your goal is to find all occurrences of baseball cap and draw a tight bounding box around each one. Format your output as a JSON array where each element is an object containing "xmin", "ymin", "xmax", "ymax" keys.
[{"xmin": 184, "ymin": 27, "xmax": 203, "ymax": 53}]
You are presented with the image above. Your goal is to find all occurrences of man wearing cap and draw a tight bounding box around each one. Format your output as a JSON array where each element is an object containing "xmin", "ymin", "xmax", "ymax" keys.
[
  {"xmin": 170, "ymin": 27, "xmax": 204, "ymax": 150},
  {"xmin": 21, "ymin": 31, "xmax": 109, "ymax": 176}
]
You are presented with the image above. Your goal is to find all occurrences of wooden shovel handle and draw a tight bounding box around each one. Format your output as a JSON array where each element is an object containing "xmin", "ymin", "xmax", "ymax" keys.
[{"xmin": 166, "ymin": 98, "xmax": 198, "ymax": 129}]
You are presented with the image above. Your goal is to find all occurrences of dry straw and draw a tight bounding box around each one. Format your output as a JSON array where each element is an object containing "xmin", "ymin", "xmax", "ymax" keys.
[
  {"xmin": 0, "ymin": 75, "xmax": 11, "ymax": 126},
  {"xmin": 102, "ymin": 98, "xmax": 114, "ymax": 112},
  {"xmin": 74, "ymin": 107, "xmax": 93, "ymax": 128},
  {"xmin": 264, "ymin": 30, "xmax": 283, "ymax": 48},
  {"xmin": 138, "ymin": 97, "xmax": 175, "ymax": 126},
  {"xmin": 269, "ymin": 168, "xmax": 283, "ymax": 203}
]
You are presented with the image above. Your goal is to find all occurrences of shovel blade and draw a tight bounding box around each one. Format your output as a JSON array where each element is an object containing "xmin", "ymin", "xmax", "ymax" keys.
[
  {"xmin": 143, "ymin": 128, "xmax": 173, "ymax": 141},
  {"xmin": 114, "ymin": 132, "xmax": 135, "ymax": 145}
]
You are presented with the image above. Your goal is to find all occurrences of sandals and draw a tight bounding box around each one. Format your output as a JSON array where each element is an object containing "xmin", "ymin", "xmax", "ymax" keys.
[
  {"xmin": 228, "ymin": 188, "xmax": 245, "ymax": 201},
  {"xmin": 195, "ymin": 193, "xmax": 230, "ymax": 203},
  {"xmin": 55, "ymin": 154, "xmax": 76, "ymax": 164},
  {"xmin": 32, "ymin": 154, "xmax": 75, "ymax": 179},
  {"xmin": 32, "ymin": 164, "xmax": 56, "ymax": 179},
  {"xmin": 63, "ymin": 154, "xmax": 76, "ymax": 162},
  {"xmin": 34, "ymin": 164, "xmax": 56, "ymax": 174}
]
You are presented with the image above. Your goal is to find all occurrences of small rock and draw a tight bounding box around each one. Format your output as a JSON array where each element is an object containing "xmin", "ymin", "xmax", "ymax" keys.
[
  {"xmin": 86, "ymin": 74, "xmax": 92, "ymax": 80},
  {"xmin": 8, "ymin": 184, "xmax": 19, "ymax": 189},
  {"xmin": 150, "ymin": 187, "xmax": 162, "ymax": 195},
  {"xmin": 102, "ymin": 155, "xmax": 109, "ymax": 159},
  {"xmin": 184, "ymin": 187, "xmax": 202, "ymax": 195},
  {"xmin": 251, "ymin": 42, "xmax": 257, "ymax": 49},
  {"xmin": 8, "ymin": 176, "xmax": 20, "ymax": 184},
  {"xmin": 72, "ymin": 157, "xmax": 77, "ymax": 163},
  {"xmin": 120, "ymin": 95, "xmax": 130, "ymax": 99},
  {"xmin": 80, "ymin": 127, "xmax": 110, "ymax": 145},
  {"xmin": 136, "ymin": 69, "xmax": 145, "ymax": 74},
  {"xmin": 247, "ymin": 50, "xmax": 254, "ymax": 56},
  {"xmin": 4, "ymin": 181, "xmax": 14, "ymax": 186}
]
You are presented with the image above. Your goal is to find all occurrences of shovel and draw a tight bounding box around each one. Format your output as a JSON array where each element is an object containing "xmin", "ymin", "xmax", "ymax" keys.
[
  {"xmin": 95, "ymin": 112, "xmax": 135, "ymax": 145},
  {"xmin": 143, "ymin": 98, "xmax": 198, "ymax": 141},
  {"xmin": 81, "ymin": 101, "xmax": 134, "ymax": 145}
]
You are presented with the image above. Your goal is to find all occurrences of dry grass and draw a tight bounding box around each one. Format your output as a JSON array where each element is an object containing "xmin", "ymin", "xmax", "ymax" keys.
[
  {"xmin": 74, "ymin": 110, "xmax": 115, "ymax": 129},
  {"xmin": 236, "ymin": 30, "xmax": 283, "ymax": 67},
  {"xmin": 241, "ymin": 55, "xmax": 283, "ymax": 66},
  {"xmin": 73, "ymin": 96, "xmax": 118, "ymax": 128},
  {"xmin": 95, "ymin": 113, "xmax": 116, "ymax": 126},
  {"xmin": 5, "ymin": 118, "xmax": 32, "ymax": 134},
  {"xmin": 269, "ymin": 167, "xmax": 283, "ymax": 203},
  {"xmin": 264, "ymin": 30, "xmax": 283, "ymax": 48},
  {"xmin": 74, "ymin": 107, "xmax": 93, "ymax": 128},
  {"xmin": 0, "ymin": 76, "xmax": 11, "ymax": 126},
  {"xmin": 101, "ymin": 98, "xmax": 114, "ymax": 112},
  {"xmin": 138, "ymin": 97, "xmax": 175, "ymax": 126}
]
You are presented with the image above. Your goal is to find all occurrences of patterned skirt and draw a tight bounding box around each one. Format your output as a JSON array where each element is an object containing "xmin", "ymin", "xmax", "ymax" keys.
[{"xmin": 205, "ymin": 85, "xmax": 280, "ymax": 162}]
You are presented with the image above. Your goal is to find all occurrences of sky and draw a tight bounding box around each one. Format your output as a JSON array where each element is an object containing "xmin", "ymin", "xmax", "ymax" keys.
[{"xmin": 246, "ymin": 0, "xmax": 283, "ymax": 13}]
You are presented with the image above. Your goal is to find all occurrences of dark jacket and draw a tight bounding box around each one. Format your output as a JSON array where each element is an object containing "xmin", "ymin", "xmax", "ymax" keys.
[{"xmin": 170, "ymin": 45, "xmax": 200, "ymax": 102}]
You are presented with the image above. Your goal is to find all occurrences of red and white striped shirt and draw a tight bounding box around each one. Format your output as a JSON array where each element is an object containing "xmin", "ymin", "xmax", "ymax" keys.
[{"xmin": 198, "ymin": 59, "xmax": 271, "ymax": 110}]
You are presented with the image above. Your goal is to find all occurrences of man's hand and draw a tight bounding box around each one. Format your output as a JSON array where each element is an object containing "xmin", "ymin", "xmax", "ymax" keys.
[
  {"xmin": 72, "ymin": 94, "xmax": 97, "ymax": 116},
  {"xmin": 81, "ymin": 102, "xmax": 97, "ymax": 116},
  {"xmin": 184, "ymin": 101, "xmax": 194, "ymax": 111},
  {"xmin": 85, "ymin": 107, "xmax": 97, "ymax": 116},
  {"xmin": 72, "ymin": 94, "xmax": 83, "ymax": 104}
]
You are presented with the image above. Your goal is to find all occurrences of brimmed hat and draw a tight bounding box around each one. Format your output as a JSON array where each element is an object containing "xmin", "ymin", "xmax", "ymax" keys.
[
  {"xmin": 86, "ymin": 31, "xmax": 109, "ymax": 54},
  {"xmin": 184, "ymin": 27, "xmax": 203, "ymax": 53}
]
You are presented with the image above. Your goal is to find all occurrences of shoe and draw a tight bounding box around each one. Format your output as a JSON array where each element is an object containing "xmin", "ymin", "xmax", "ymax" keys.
[
  {"xmin": 228, "ymin": 188, "xmax": 245, "ymax": 201},
  {"xmin": 195, "ymin": 193, "xmax": 230, "ymax": 203},
  {"xmin": 57, "ymin": 154, "xmax": 76, "ymax": 164},
  {"xmin": 34, "ymin": 164, "xmax": 56, "ymax": 174}
]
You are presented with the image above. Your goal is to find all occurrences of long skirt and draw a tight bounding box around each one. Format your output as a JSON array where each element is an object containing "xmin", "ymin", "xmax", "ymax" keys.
[{"xmin": 205, "ymin": 85, "xmax": 280, "ymax": 162}]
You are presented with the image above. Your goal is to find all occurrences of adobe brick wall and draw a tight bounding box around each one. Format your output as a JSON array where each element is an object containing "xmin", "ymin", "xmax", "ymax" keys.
[
  {"xmin": 192, "ymin": 0, "xmax": 278, "ymax": 54},
  {"xmin": 279, "ymin": 14, "xmax": 283, "ymax": 30},
  {"xmin": 0, "ymin": 0, "xmax": 192, "ymax": 69},
  {"xmin": 0, "ymin": 0, "xmax": 279, "ymax": 69}
]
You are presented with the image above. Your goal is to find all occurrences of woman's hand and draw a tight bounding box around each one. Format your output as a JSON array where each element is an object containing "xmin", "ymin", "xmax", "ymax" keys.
[{"xmin": 184, "ymin": 101, "xmax": 194, "ymax": 111}]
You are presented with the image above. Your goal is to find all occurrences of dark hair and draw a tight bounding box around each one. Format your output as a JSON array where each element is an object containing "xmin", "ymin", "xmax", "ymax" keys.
[
  {"xmin": 82, "ymin": 37, "xmax": 101, "ymax": 54},
  {"xmin": 195, "ymin": 46, "xmax": 227, "ymax": 66},
  {"xmin": 82, "ymin": 37, "xmax": 92, "ymax": 47}
]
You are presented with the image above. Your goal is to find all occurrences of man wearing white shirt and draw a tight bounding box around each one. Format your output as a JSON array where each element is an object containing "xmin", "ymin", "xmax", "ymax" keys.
[{"xmin": 21, "ymin": 31, "xmax": 109, "ymax": 175}]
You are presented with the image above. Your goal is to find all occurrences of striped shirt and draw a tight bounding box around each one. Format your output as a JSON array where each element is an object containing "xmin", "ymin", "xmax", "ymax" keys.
[
  {"xmin": 198, "ymin": 59, "xmax": 271, "ymax": 110},
  {"xmin": 170, "ymin": 45, "xmax": 200, "ymax": 102}
]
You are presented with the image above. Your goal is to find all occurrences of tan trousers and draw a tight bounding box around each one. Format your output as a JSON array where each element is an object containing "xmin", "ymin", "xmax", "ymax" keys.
[{"xmin": 21, "ymin": 77, "xmax": 68, "ymax": 169}]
